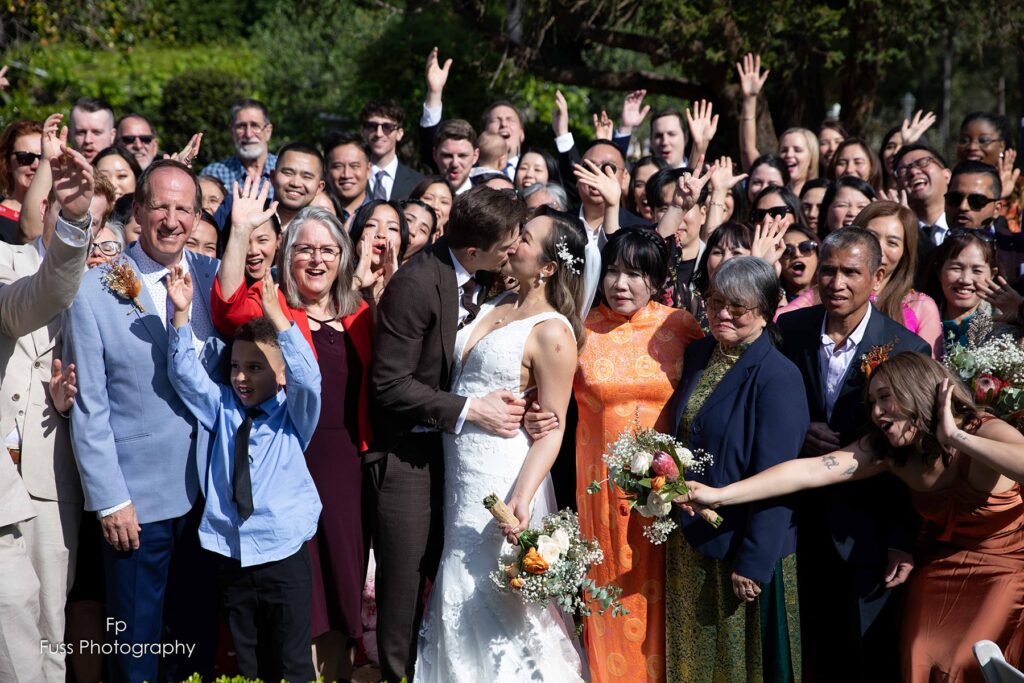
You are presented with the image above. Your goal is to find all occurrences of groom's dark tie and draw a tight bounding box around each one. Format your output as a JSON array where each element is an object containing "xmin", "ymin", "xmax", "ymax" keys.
[{"xmin": 460, "ymin": 277, "xmax": 481, "ymax": 328}]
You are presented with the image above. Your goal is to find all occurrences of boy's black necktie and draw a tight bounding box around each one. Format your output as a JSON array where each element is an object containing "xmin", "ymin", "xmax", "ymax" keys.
[{"xmin": 233, "ymin": 407, "xmax": 263, "ymax": 520}]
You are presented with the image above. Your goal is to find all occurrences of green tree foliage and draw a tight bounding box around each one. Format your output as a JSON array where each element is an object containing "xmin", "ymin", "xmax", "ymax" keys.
[{"xmin": 160, "ymin": 68, "xmax": 253, "ymax": 164}]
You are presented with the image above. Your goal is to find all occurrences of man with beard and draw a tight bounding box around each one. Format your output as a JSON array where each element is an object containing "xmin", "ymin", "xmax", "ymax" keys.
[
  {"xmin": 201, "ymin": 99, "xmax": 278, "ymax": 198},
  {"xmin": 116, "ymin": 113, "xmax": 160, "ymax": 170},
  {"xmin": 324, "ymin": 133, "xmax": 370, "ymax": 226},
  {"xmin": 271, "ymin": 142, "xmax": 324, "ymax": 230},
  {"xmin": 70, "ymin": 97, "xmax": 116, "ymax": 164}
]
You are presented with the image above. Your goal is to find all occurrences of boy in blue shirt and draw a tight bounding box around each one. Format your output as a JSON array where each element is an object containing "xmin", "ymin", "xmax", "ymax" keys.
[{"xmin": 165, "ymin": 266, "xmax": 321, "ymax": 683}]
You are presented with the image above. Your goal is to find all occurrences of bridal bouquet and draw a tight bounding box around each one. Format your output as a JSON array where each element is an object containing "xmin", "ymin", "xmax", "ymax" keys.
[
  {"xmin": 944, "ymin": 313, "xmax": 1024, "ymax": 428},
  {"xmin": 483, "ymin": 495, "xmax": 625, "ymax": 618},
  {"xmin": 588, "ymin": 417, "xmax": 721, "ymax": 544}
]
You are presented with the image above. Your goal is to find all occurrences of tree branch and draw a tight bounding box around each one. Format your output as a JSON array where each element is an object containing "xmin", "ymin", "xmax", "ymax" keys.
[{"xmin": 523, "ymin": 60, "xmax": 712, "ymax": 99}]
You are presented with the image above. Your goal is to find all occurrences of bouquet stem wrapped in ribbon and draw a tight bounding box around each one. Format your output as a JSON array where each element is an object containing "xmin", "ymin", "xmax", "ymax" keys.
[
  {"xmin": 588, "ymin": 415, "xmax": 722, "ymax": 544},
  {"xmin": 483, "ymin": 494, "xmax": 626, "ymax": 618}
]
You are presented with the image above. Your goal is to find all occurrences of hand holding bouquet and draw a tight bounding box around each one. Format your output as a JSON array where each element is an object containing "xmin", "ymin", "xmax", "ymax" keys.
[
  {"xmin": 483, "ymin": 494, "xmax": 626, "ymax": 617},
  {"xmin": 588, "ymin": 419, "xmax": 721, "ymax": 544},
  {"xmin": 944, "ymin": 313, "xmax": 1024, "ymax": 428}
]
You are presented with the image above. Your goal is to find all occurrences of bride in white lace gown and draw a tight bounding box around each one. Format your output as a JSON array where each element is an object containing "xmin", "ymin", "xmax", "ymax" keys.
[{"xmin": 414, "ymin": 210, "xmax": 589, "ymax": 683}]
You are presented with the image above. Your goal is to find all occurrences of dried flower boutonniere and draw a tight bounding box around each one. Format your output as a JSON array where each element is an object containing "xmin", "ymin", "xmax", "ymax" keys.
[
  {"xmin": 860, "ymin": 339, "xmax": 897, "ymax": 379},
  {"xmin": 102, "ymin": 257, "xmax": 145, "ymax": 313}
]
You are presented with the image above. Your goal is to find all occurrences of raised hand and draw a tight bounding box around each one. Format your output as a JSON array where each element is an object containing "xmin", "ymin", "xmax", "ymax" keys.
[
  {"xmin": 41, "ymin": 113, "xmax": 67, "ymax": 160},
  {"xmin": 164, "ymin": 264, "xmax": 194, "ymax": 313},
  {"xmin": 231, "ymin": 176, "xmax": 278, "ymax": 234},
  {"xmin": 551, "ymin": 90, "xmax": 569, "ymax": 138},
  {"xmin": 166, "ymin": 132, "xmax": 203, "ymax": 168},
  {"xmin": 708, "ymin": 156, "xmax": 747, "ymax": 193},
  {"xmin": 50, "ymin": 143, "xmax": 94, "ymax": 222},
  {"xmin": 619, "ymin": 89, "xmax": 650, "ymax": 132},
  {"xmin": 899, "ymin": 110, "xmax": 936, "ymax": 146},
  {"xmin": 685, "ymin": 99, "xmax": 719, "ymax": 150},
  {"xmin": 49, "ymin": 358, "xmax": 77, "ymax": 414},
  {"xmin": 593, "ymin": 110, "xmax": 614, "ymax": 141},
  {"xmin": 674, "ymin": 154, "xmax": 711, "ymax": 210},
  {"xmin": 882, "ymin": 187, "xmax": 910, "ymax": 208},
  {"xmin": 573, "ymin": 159, "xmax": 621, "ymax": 207},
  {"xmin": 736, "ymin": 53, "xmax": 769, "ymax": 99},
  {"xmin": 935, "ymin": 378, "xmax": 961, "ymax": 449},
  {"xmin": 260, "ymin": 270, "xmax": 290, "ymax": 331},
  {"xmin": 751, "ymin": 214, "xmax": 788, "ymax": 269},
  {"xmin": 999, "ymin": 149, "xmax": 1020, "ymax": 199},
  {"xmin": 977, "ymin": 274, "xmax": 1024, "ymax": 323},
  {"xmin": 0, "ymin": 65, "xmax": 9, "ymax": 91},
  {"xmin": 425, "ymin": 46, "xmax": 452, "ymax": 106}
]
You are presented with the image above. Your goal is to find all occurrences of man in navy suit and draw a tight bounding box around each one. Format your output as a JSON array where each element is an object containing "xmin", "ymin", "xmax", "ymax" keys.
[
  {"xmin": 360, "ymin": 99, "xmax": 423, "ymax": 201},
  {"xmin": 67, "ymin": 159, "xmax": 221, "ymax": 682},
  {"xmin": 777, "ymin": 227, "xmax": 928, "ymax": 683}
]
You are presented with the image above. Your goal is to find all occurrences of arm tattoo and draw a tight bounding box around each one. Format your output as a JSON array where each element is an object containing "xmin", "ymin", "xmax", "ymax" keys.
[
  {"xmin": 842, "ymin": 465, "xmax": 857, "ymax": 477},
  {"xmin": 953, "ymin": 430, "xmax": 969, "ymax": 443},
  {"xmin": 822, "ymin": 455, "xmax": 839, "ymax": 470}
]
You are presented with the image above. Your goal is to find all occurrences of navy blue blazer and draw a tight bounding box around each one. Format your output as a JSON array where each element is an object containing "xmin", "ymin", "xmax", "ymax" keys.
[
  {"xmin": 777, "ymin": 304, "xmax": 927, "ymax": 562},
  {"xmin": 669, "ymin": 333, "xmax": 809, "ymax": 584}
]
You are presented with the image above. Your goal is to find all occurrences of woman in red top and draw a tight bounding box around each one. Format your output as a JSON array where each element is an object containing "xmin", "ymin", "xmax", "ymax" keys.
[
  {"xmin": 0, "ymin": 119, "xmax": 43, "ymax": 243},
  {"xmin": 211, "ymin": 177, "xmax": 373, "ymax": 681}
]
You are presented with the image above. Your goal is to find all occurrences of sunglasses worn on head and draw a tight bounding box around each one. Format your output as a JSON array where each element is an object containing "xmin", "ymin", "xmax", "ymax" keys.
[
  {"xmin": 947, "ymin": 227, "xmax": 994, "ymax": 242},
  {"xmin": 782, "ymin": 239, "xmax": 818, "ymax": 258},
  {"xmin": 120, "ymin": 135, "xmax": 155, "ymax": 145},
  {"xmin": 362, "ymin": 121, "xmax": 399, "ymax": 135},
  {"xmin": 12, "ymin": 151, "xmax": 42, "ymax": 166},
  {"xmin": 945, "ymin": 191, "xmax": 998, "ymax": 211},
  {"xmin": 752, "ymin": 206, "xmax": 792, "ymax": 223}
]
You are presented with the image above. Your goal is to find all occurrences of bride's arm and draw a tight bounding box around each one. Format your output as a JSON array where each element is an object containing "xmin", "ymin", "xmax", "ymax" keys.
[{"xmin": 502, "ymin": 319, "xmax": 578, "ymax": 538}]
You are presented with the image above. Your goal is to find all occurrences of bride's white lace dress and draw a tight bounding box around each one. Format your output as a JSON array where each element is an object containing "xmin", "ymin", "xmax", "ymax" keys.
[{"xmin": 414, "ymin": 294, "xmax": 585, "ymax": 683}]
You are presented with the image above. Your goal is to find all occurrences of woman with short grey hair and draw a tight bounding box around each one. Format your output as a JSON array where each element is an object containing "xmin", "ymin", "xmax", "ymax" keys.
[
  {"xmin": 521, "ymin": 181, "xmax": 570, "ymax": 211},
  {"xmin": 664, "ymin": 255, "xmax": 808, "ymax": 680}
]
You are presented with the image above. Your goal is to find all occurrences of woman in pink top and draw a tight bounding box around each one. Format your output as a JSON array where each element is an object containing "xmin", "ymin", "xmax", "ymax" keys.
[{"xmin": 776, "ymin": 201, "xmax": 942, "ymax": 356}]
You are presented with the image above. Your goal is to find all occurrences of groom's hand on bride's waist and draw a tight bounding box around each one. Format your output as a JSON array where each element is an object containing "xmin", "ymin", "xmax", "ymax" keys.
[
  {"xmin": 467, "ymin": 390, "xmax": 528, "ymax": 438},
  {"xmin": 523, "ymin": 392, "xmax": 558, "ymax": 440}
]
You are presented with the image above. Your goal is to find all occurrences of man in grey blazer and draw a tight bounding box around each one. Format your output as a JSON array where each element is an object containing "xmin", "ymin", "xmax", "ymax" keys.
[
  {"xmin": 66, "ymin": 159, "xmax": 221, "ymax": 683},
  {"xmin": 0, "ymin": 142, "xmax": 92, "ymax": 683}
]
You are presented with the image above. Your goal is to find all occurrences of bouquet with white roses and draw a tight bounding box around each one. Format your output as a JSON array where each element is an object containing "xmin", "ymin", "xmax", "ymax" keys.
[
  {"xmin": 588, "ymin": 418, "xmax": 721, "ymax": 544},
  {"xmin": 483, "ymin": 494, "xmax": 626, "ymax": 617}
]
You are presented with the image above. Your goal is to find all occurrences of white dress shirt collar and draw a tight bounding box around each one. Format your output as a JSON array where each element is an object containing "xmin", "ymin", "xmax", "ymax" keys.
[{"xmin": 819, "ymin": 305, "xmax": 873, "ymax": 419}]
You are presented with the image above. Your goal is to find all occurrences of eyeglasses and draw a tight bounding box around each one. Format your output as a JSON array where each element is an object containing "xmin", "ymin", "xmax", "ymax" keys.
[
  {"xmin": 120, "ymin": 135, "xmax": 155, "ymax": 145},
  {"xmin": 233, "ymin": 122, "xmax": 269, "ymax": 135},
  {"xmin": 957, "ymin": 136, "xmax": 1003, "ymax": 147},
  {"xmin": 12, "ymin": 151, "xmax": 42, "ymax": 166},
  {"xmin": 88, "ymin": 241, "xmax": 122, "ymax": 257},
  {"xmin": 895, "ymin": 156, "xmax": 940, "ymax": 178},
  {"xmin": 751, "ymin": 206, "xmax": 793, "ymax": 223},
  {"xmin": 292, "ymin": 245, "xmax": 340, "ymax": 262},
  {"xmin": 707, "ymin": 296, "xmax": 757, "ymax": 318},
  {"xmin": 361, "ymin": 121, "xmax": 400, "ymax": 135},
  {"xmin": 782, "ymin": 239, "xmax": 818, "ymax": 258},
  {"xmin": 945, "ymin": 191, "xmax": 998, "ymax": 211}
]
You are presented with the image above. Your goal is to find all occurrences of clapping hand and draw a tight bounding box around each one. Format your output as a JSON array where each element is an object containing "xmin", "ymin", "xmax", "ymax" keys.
[
  {"xmin": 574, "ymin": 159, "xmax": 621, "ymax": 208},
  {"xmin": 552, "ymin": 90, "xmax": 570, "ymax": 138},
  {"xmin": 231, "ymin": 176, "xmax": 278, "ymax": 234},
  {"xmin": 165, "ymin": 265, "xmax": 193, "ymax": 314},
  {"xmin": 593, "ymin": 110, "xmax": 614, "ymax": 140},
  {"xmin": 49, "ymin": 358, "xmax": 77, "ymax": 414},
  {"xmin": 977, "ymin": 274, "xmax": 1024, "ymax": 323},
  {"xmin": 50, "ymin": 142, "xmax": 94, "ymax": 223},
  {"xmin": 900, "ymin": 110, "xmax": 936, "ymax": 146},
  {"xmin": 736, "ymin": 53, "xmax": 769, "ymax": 98},
  {"xmin": 619, "ymin": 89, "xmax": 650, "ymax": 133},
  {"xmin": 166, "ymin": 132, "xmax": 203, "ymax": 168},
  {"xmin": 685, "ymin": 99, "xmax": 719, "ymax": 150},
  {"xmin": 999, "ymin": 149, "xmax": 1020, "ymax": 199}
]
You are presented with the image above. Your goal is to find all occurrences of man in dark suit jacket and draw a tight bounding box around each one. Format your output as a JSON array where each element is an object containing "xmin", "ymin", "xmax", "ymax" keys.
[
  {"xmin": 777, "ymin": 227, "xmax": 928, "ymax": 683},
  {"xmin": 367, "ymin": 186, "xmax": 530, "ymax": 683},
  {"xmin": 360, "ymin": 99, "xmax": 424, "ymax": 201}
]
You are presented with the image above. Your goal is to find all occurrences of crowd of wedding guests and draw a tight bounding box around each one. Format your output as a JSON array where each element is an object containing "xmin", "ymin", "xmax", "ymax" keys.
[{"xmin": 1, "ymin": 44, "xmax": 1024, "ymax": 683}]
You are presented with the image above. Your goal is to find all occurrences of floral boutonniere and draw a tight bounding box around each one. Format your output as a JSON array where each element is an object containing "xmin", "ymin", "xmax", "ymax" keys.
[
  {"xmin": 102, "ymin": 257, "xmax": 145, "ymax": 313},
  {"xmin": 860, "ymin": 339, "xmax": 897, "ymax": 379}
]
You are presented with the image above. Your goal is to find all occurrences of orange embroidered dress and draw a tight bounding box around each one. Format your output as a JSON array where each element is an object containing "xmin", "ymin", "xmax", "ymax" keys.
[{"xmin": 574, "ymin": 301, "xmax": 703, "ymax": 682}]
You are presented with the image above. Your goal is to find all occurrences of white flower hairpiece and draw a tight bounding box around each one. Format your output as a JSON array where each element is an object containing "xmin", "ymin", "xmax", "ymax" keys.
[{"xmin": 556, "ymin": 238, "xmax": 583, "ymax": 276}]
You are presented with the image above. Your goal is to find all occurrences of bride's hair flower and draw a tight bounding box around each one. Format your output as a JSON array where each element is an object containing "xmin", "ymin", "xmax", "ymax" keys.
[{"xmin": 555, "ymin": 237, "xmax": 583, "ymax": 276}]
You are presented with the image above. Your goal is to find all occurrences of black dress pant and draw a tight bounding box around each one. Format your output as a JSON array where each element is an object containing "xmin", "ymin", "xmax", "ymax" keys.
[{"xmin": 216, "ymin": 547, "xmax": 314, "ymax": 683}]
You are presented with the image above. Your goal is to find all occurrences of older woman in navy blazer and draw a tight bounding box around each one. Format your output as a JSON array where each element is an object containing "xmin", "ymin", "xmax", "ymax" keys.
[{"xmin": 664, "ymin": 256, "xmax": 809, "ymax": 683}]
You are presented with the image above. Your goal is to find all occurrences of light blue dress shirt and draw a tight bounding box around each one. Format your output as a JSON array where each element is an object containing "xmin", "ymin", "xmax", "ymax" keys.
[{"xmin": 168, "ymin": 321, "xmax": 322, "ymax": 567}]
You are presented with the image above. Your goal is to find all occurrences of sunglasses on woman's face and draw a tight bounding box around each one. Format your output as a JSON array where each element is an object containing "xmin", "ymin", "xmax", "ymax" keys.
[
  {"xmin": 12, "ymin": 151, "xmax": 42, "ymax": 166},
  {"xmin": 782, "ymin": 240, "xmax": 818, "ymax": 258},
  {"xmin": 944, "ymin": 191, "xmax": 998, "ymax": 211},
  {"xmin": 751, "ymin": 206, "xmax": 792, "ymax": 223}
]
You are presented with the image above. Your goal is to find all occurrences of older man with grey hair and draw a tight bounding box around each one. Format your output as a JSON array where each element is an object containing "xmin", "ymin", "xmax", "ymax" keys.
[{"xmin": 200, "ymin": 98, "xmax": 278, "ymax": 198}]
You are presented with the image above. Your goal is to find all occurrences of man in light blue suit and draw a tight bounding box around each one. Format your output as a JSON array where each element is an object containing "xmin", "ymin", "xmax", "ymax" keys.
[{"xmin": 67, "ymin": 159, "xmax": 221, "ymax": 683}]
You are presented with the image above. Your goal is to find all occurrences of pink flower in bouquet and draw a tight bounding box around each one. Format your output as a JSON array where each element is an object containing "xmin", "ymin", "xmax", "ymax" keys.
[
  {"xmin": 651, "ymin": 451, "xmax": 680, "ymax": 481},
  {"xmin": 975, "ymin": 374, "xmax": 1005, "ymax": 404}
]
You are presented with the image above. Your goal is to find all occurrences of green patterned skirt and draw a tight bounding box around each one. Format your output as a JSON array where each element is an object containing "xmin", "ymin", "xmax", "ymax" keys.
[{"xmin": 665, "ymin": 535, "xmax": 801, "ymax": 683}]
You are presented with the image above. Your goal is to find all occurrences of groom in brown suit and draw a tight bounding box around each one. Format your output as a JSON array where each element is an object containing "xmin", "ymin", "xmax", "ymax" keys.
[{"xmin": 367, "ymin": 186, "xmax": 531, "ymax": 682}]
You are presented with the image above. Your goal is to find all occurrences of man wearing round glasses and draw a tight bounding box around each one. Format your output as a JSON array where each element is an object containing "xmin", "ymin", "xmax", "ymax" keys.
[
  {"xmin": 116, "ymin": 114, "xmax": 160, "ymax": 170},
  {"xmin": 200, "ymin": 98, "xmax": 278, "ymax": 199},
  {"xmin": 359, "ymin": 99, "xmax": 423, "ymax": 201}
]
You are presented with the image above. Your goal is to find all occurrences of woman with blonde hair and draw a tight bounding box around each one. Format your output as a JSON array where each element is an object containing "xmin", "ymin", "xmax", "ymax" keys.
[{"xmin": 778, "ymin": 127, "xmax": 819, "ymax": 196}]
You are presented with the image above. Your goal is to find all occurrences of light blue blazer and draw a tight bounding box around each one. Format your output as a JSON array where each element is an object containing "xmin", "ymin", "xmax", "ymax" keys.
[{"xmin": 66, "ymin": 246, "xmax": 224, "ymax": 524}]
